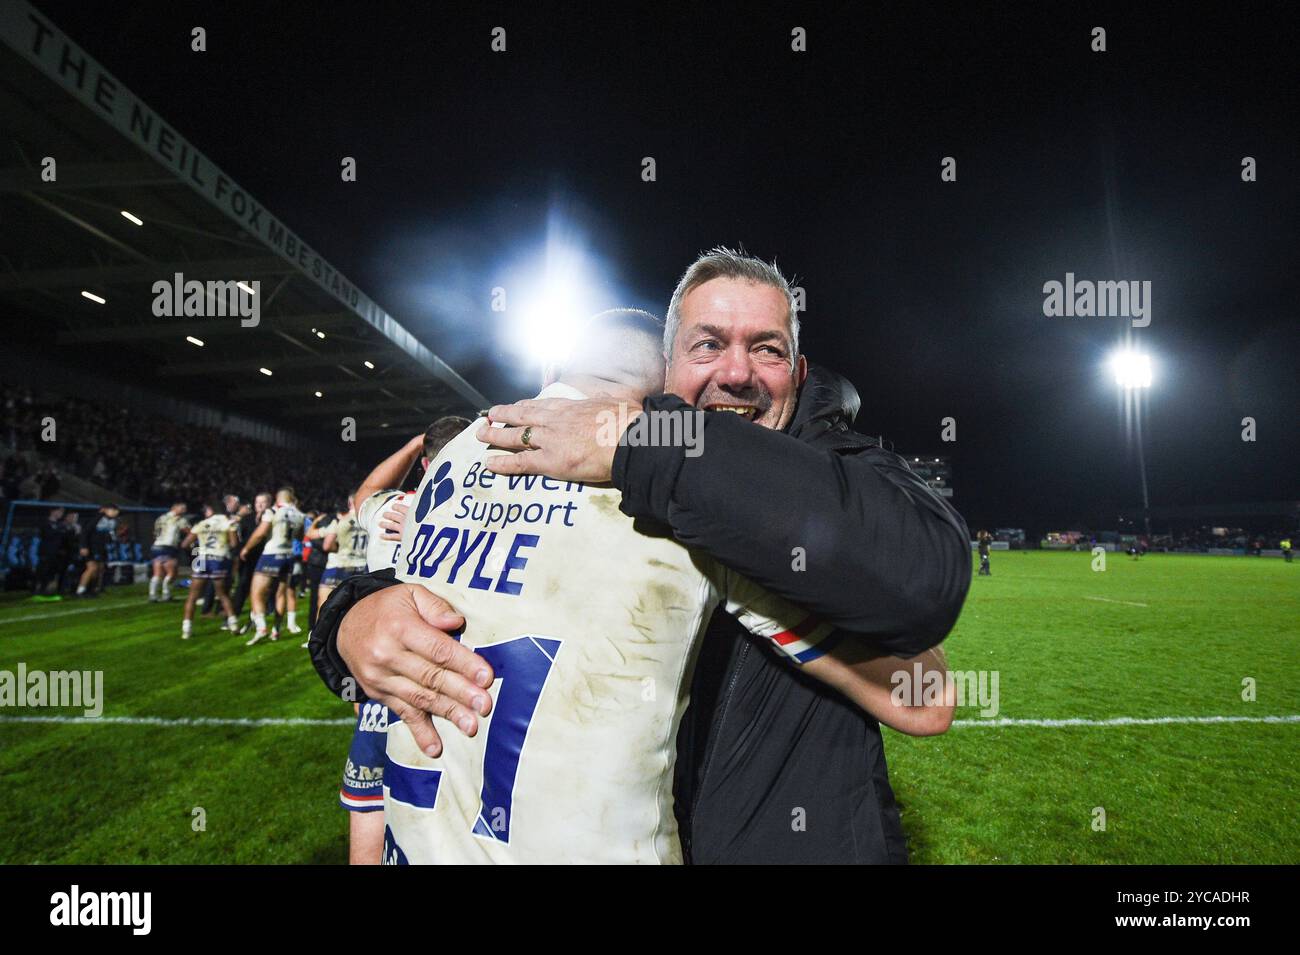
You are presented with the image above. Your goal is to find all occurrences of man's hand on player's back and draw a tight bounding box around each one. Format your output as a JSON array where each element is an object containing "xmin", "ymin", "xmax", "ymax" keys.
[{"xmin": 338, "ymin": 583, "xmax": 494, "ymax": 758}]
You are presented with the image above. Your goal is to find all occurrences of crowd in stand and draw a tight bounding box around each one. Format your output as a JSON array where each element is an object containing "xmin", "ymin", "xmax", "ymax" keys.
[{"xmin": 2, "ymin": 384, "xmax": 354, "ymax": 509}]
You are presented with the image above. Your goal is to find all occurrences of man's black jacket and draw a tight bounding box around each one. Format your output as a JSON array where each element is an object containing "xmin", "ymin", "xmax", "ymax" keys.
[{"xmin": 310, "ymin": 363, "xmax": 971, "ymax": 863}]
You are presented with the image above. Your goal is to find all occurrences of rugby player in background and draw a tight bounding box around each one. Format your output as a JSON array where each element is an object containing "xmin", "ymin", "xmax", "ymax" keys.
[
  {"xmin": 364, "ymin": 310, "xmax": 952, "ymax": 863},
  {"xmin": 199, "ymin": 494, "xmax": 241, "ymax": 617},
  {"xmin": 231, "ymin": 493, "xmax": 271, "ymax": 627},
  {"xmin": 148, "ymin": 502, "xmax": 190, "ymax": 602},
  {"xmin": 76, "ymin": 503, "xmax": 121, "ymax": 597},
  {"xmin": 179, "ymin": 502, "xmax": 239, "ymax": 639},
  {"xmin": 336, "ymin": 417, "xmax": 467, "ymax": 864},
  {"xmin": 240, "ymin": 487, "xmax": 304, "ymax": 646},
  {"xmin": 304, "ymin": 500, "xmax": 367, "ymax": 649}
]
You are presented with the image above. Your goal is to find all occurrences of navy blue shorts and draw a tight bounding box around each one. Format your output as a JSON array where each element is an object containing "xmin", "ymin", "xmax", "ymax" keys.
[
  {"xmin": 254, "ymin": 553, "xmax": 292, "ymax": 577},
  {"xmin": 151, "ymin": 545, "xmax": 180, "ymax": 562},
  {"xmin": 191, "ymin": 556, "xmax": 231, "ymax": 579},
  {"xmin": 321, "ymin": 565, "xmax": 365, "ymax": 588},
  {"xmin": 340, "ymin": 702, "xmax": 389, "ymax": 812}
]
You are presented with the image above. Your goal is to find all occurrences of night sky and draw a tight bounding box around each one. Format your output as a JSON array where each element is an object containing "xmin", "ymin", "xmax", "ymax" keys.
[{"xmin": 31, "ymin": 1, "xmax": 1300, "ymax": 533}]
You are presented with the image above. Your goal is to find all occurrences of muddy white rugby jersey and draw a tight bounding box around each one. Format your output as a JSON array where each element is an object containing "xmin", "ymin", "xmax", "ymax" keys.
[
  {"xmin": 191, "ymin": 514, "xmax": 234, "ymax": 560},
  {"xmin": 384, "ymin": 383, "xmax": 834, "ymax": 865},
  {"xmin": 152, "ymin": 512, "xmax": 190, "ymax": 548},
  {"xmin": 358, "ymin": 489, "xmax": 411, "ymax": 572},
  {"xmin": 261, "ymin": 504, "xmax": 304, "ymax": 556},
  {"xmin": 323, "ymin": 513, "xmax": 368, "ymax": 569}
]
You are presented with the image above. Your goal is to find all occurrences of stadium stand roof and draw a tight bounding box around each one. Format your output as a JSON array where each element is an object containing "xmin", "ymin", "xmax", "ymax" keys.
[{"xmin": 0, "ymin": 1, "xmax": 487, "ymax": 440}]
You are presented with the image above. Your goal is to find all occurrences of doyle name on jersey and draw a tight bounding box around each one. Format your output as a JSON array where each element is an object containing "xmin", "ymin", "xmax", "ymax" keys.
[{"xmin": 401, "ymin": 458, "xmax": 584, "ymax": 595}]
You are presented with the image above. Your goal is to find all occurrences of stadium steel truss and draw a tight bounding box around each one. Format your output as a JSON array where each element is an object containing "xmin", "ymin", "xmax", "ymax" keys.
[{"xmin": 0, "ymin": 0, "xmax": 487, "ymax": 440}]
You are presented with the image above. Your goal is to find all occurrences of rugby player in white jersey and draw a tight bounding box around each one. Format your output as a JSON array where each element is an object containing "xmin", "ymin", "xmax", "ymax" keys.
[
  {"xmin": 381, "ymin": 310, "xmax": 949, "ymax": 864},
  {"xmin": 148, "ymin": 502, "xmax": 190, "ymax": 602},
  {"xmin": 240, "ymin": 487, "xmax": 305, "ymax": 646},
  {"xmin": 306, "ymin": 500, "xmax": 368, "ymax": 646},
  {"xmin": 178, "ymin": 502, "xmax": 239, "ymax": 639}
]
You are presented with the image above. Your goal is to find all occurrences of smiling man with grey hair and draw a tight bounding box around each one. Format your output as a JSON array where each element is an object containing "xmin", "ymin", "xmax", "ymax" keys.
[{"xmin": 664, "ymin": 246, "xmax": 801, "ymax": 373}]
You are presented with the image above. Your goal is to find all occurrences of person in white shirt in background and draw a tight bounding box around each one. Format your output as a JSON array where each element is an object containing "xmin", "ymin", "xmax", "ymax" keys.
[
  {"xmin": 178, "ymin": 501, "xmax": 239, "ymax": 638},
  {"xmin": 240, "ymin": 486, "xmax": 305, "ymax": 645},
  {"xmin": 301, "ymin": 499, "xmax": 365, "ymax": 649},
  {"xmin": 148, "ymin": 502, "xmax": 190, "ymax": 602}
]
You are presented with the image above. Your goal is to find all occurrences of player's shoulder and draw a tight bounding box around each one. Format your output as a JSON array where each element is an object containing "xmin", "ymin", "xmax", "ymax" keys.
[{"xmin": 359, "ymin": 489, "xmax": 403, "ymax": 524}]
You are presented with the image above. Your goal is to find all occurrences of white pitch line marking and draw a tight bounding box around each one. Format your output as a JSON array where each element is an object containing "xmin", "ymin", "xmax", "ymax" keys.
[
  {"xmin": 1083, "ymin": 595, "xmax": 1149, "ymax": 607},
  {"xmin": 0, "ymin": 602, "xmax": 150, "ymax": 625},
  {"xmin": 952, "ymin": 715, "xmax": 1300, "ymax": 728}
]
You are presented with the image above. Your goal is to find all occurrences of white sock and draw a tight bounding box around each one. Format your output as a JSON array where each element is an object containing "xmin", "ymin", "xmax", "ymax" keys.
[
  {"xmin": 287, "ymin": 611, "xmax": 297, "ymax": 628},
  {"xmin": 182, "ymin": 619, "xmax": 193, "ymax": 634},
  {"xmin": 252, "ymin": 612, "xmax": 267, "ymax": 633},
  {"xmin": 149, "ymin": 577, "xmax": 160, "ymax": 597},
  {"xmin": 226, "ymin": 615, "xmax": 238, "ymax": 630},
  {"xmin": 76, "ymin": 585, "xmax": 86, "ymax": 595},
  {"xmin": 162, "ymin": 577, "xmax": 173, "ymax": 596}
]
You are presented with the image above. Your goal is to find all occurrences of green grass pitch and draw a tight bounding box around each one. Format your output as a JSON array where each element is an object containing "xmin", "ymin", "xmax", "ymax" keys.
[{"xmin": 1, "ymin": 550, "xmax": 1296, "ymax": 863}]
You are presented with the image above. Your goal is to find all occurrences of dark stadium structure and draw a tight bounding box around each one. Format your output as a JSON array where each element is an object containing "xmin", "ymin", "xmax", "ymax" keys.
[{"xmin": 0, "ymin": 2, "xmax": 485, "ymax": 445}]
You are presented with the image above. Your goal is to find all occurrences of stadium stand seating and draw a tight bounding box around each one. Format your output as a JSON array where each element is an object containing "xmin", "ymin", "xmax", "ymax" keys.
[{"xmin": 3, "ymin": 384, "xmax": 355, "ymax": 510}]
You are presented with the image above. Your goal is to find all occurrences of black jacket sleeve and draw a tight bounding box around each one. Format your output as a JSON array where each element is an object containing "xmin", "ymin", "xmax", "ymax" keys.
[
  {"xmin": 612, "ymin": 395, "xmax": 971, "ymax": 655},
  {"xmin": 307, "ymin": 568, "xmax": 399, "ymax": 699}
]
